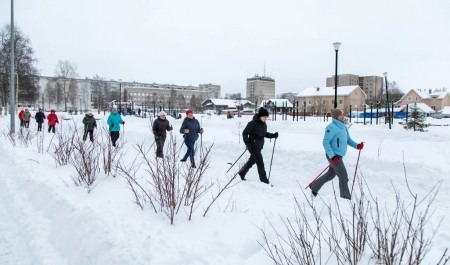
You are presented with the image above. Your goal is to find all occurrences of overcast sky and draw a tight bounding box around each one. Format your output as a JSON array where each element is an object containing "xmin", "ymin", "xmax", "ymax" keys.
[{"xmin": 1, "ymin": 0, "xmax": 449, "ymax": 96}]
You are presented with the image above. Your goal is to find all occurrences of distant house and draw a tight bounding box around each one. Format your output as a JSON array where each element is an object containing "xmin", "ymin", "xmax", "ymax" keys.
[
  {"xmin": 395, "ymin": 89, "xmax": 450, "ymax": 112},
  {"xmin": 297, "ymin": 86, "xmax": 366, "ymax": 114},
  {"xmin": 201, "ymin": 99, "xmax": 253, "ymax": 114},
  {"xmin": 260, "ymin": 99, "xmax": 293, "ymax": 112},
  {"xmin": 398, "ymin": 102, "xmax": 436, "ymax": 116}
]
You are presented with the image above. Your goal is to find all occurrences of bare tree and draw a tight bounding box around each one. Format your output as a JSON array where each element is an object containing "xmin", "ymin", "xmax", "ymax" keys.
[
  {"xmin": 54, "ymin": 60, "xmax": 78, "ymax": 111},
  {"xmin": 0, "ymin": 24, "xmax": 40, "ymax": 108}
]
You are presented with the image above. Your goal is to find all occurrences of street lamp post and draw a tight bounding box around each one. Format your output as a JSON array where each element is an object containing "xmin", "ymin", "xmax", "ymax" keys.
[
  {"xmin": 9, "ymin": 0, "xmax": 15, "ymax": 133},
  {"xmin": 383, "ymin": 72, "xmax": 391, "ymax": 129},
  {"xmin": 118, "ymin": 80, "xmax": 122, "ymax": 114},
  {"xmin": 63, "ymin": 79, "xmax": 68, "ymax": 112},
  {"xmin": 333, "ymin": 42, "xmax": 341, "ymax": 109}
]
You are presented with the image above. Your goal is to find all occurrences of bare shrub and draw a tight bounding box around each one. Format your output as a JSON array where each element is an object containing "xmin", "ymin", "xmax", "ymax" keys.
[
  {"xmin": 68, "ymin": 133, "xmax": 101, "ymax": 193},
  {"xmin": 48, "ymin": 129, "xmax": 77, "ymax": 166},
  {"xmin": 99, "ymin": 126, "xmax": 124, "ymax": 176},
  {"xmin": 119, "ymin": 134, "xmax": 224, "ymax": 225},
  {"xmin": 259, "ymin": 166, "xmax": 446, "ymax": 265}
]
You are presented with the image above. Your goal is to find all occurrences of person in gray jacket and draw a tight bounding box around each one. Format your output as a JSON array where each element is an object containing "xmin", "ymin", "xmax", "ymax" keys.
[
  {"xmin": 310, "ymin": 109, "xmax": 364, "ymax": 200},
  {"xmin": 152, "ymin": 111, "xmax": 173, "ymax": 158},
  {"xmin": 82, "ymin": 112, "xmax": 97, "ymax": 142}
]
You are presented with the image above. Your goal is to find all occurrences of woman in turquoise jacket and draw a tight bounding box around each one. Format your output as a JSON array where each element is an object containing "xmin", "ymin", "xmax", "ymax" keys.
[
  {"xmin": 310, "ymin": 109, "xmax": 364, "ymax": 200},
  {"xmin": 107, "ymin": 107, "xmax": 125, "ymax": 147}
]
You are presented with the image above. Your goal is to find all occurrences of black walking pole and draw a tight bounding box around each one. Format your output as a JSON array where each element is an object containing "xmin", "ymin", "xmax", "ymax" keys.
[
  {"xmin": 227, "ymin": 148, "xmax": 247, "ymax": 173},
  {"xmin": 268, "ymin": 138, "xmax": 277, "ymax": 180}
]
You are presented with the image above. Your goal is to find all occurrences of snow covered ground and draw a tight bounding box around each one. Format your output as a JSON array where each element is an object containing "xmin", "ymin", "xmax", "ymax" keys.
[{"xmin": 0, "ymin": 112, "xmax": 449, "ymax": 264}]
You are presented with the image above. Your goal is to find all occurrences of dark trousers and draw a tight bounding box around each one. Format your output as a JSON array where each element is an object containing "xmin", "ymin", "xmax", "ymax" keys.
[
  {"xmin": 20, "ymin": 120, "xmax": 24, "ymax": 127},
  {"xmin": 155, "ymin": 136, "xmax": 166, "ymax": 158},
  {"xmin": 309, "ymin": 155, "xmax": 351, "ymax": 199},
  {"xmin": 83, "ymin": 130, "xmax": 94, "ymax": 142},
  {"xmin": 37, "ymin": 122, "xmax": 43, "ymax": 131},
  {"xmin": 24, "ymin": 121, "xmax": 30, "ymax": 128},
  {"xmin": 239, "ymin": 147, "xmax": 269, "ymax": 183},
  {"xmin": 182, "ymin": 140, "xmax": 195, "ymax": 163},
  {"xmin": 48, "ymin": 125, "xmax": 56, "ymax": 133},
  {"xmin": 110, "ymin": 131, "xmax": 120, "ymax": 146}
]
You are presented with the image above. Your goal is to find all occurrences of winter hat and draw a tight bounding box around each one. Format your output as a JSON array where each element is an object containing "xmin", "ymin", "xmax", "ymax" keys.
[
  {"xmin": 185, "ymin": 109, "xmax": 193, "ymax": 116},
  {"xmin": 159, "ymin": 111, "xmax": 167, "ymax": 116},
  {"xmin": 87, "ymin": 111, "xmax": 93, "ymax": 116},
  {"xmin": 331, "ymin": 109, "xmax": 343, "ymax": 119},
  {"xmin": 258, "ymin": 107, "xmax": 269, "ymax": 118}
]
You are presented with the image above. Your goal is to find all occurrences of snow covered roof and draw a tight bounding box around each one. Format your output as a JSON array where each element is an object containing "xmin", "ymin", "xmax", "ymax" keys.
[
  {"xmin": 297, "ymin": 85, "xmax": 364, "ymax": 97},
  {"xmin": 260, "ymin": 99, "xmax": 293, "ymax": 108},
  {"xmin": 399, "ymin": 103, "xmax": 436, "ymax": 113},
  {"xmin": 438, "ymin": 106, "xmax": 450, "ymax": 114},
  {"xmin": 414, "ymin": 89, "xmax": 448, "ymax": 99},
  {"xmin": 202, "ymin": 99, "xmax": 252, "ymax": 108}
]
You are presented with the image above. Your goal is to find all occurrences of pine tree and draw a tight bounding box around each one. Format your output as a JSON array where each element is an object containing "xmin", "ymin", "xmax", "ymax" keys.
[{"xmin": 405, "ymin": 104, "xmax": 427, "ymax": 132}]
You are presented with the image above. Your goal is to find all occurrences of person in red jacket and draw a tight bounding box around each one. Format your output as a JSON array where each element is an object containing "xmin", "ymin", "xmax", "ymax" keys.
[
  {"xmin": 18, "ymin": 108, "xmax": 25, "ymax": 127},
  {"xmin": 47, "ymin": 110, "xmax": 59, "ymax": 133}
]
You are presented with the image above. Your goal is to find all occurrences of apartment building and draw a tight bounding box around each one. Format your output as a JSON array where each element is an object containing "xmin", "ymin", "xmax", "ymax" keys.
[
  {"xmin": 327, "ymin": 74, "xmax": 383, "ymax": 103},
  {"xmin": 37, "ymin": 76, "xmax": 220, "ymax": 112},
  {"xmin": 246, "ymin": 75, "xmax": 275, "ymax": 104}
]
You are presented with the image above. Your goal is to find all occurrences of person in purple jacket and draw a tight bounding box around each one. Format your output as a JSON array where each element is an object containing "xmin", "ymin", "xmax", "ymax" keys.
[{"xmin": 179, "ymin": 109, "xmax": 203, "ymax": 168}]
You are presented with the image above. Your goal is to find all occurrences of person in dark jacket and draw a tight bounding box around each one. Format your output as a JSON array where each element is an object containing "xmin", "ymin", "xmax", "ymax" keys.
[
  {"xmin": 179, "ymin": 109, "xmax": 203, "ymax": 168},
  {"xmin": 82, "ymin": 112, "xmax": 97, "ymax": 142},
  {"xmin": 35, "ymin": 109, "xmax": 46, "ymax": 131},
  {"xmin": 309, "ymin": 109, "xmax": 364, "ymax": 200},
  {"xmin": 152, "ymin": 111, "xmax": 173, "ymax": 158},
  {"xmin": 238, "ymin": 107, "xmax": 278, "ymax": 184}
]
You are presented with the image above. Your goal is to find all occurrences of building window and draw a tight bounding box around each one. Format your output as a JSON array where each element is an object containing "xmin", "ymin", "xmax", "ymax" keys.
[
  {"xmin": 339, "ymin": 100, "xmax": 343, "ymax": 104},
  {"xmin": 407, "ymin": 96, "xmax": 411, "ymax": 101}
]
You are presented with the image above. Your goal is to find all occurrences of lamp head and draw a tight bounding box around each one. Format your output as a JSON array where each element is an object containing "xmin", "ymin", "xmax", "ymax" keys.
[
  {"xmin": 383, "ymin": 72, "xmax": 388, "ymax": 78},
  {"xmin": 333, "ymin": 42, "xmax": 341, "ymax": 51}
]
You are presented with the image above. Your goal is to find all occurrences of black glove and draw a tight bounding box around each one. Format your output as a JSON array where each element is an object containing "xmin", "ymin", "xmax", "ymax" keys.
[
  {"xmin": 245, "ymin": 142, "xmax": 251, "ymax": 150},
  {"xmin": 122, "ymin": 121, "xmax": 125, "ymax": 125},
  {"xmin": 273, "ymin": 132, "xmax": 279, "ymax": 139},
  {"xmin": 169, "ymin": 125, "xmax": 173, "ymax": 130}
]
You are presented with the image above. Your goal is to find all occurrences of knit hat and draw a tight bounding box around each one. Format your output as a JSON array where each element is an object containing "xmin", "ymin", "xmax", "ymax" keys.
[
  {"xmin": 159, "ymin": 111, "xmax": 167, "ymax": 116},
  {"xmin": 185, "ymin": 109, "xmax": 193, "ymax": 115},
  {"xmin": 87, "ymin": 111, "xmax": 93, "ymax": 116},
  {"xmin": 258, "ymin": 108, "xmax": 269, "ymax": 117},
  {"xmin": 331, "ymin": 109, "xmax": 343, "ymax": 119}
]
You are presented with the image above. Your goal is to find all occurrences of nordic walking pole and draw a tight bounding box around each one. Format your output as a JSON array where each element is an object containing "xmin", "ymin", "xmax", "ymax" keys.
[
  {"xmin": 267, "ymin": 138, "xmax": 277, "ymax": 180},
  {"xmin": 305, "ymin": 163, "xmax": 331, "ymax": 189},
  {"xmin": 226, "ymin": 148, "xmax": 247, "ymax": 173},
  {"xmin": 351, "ymin": 148, "xmax": 362, "ymax": 196}
]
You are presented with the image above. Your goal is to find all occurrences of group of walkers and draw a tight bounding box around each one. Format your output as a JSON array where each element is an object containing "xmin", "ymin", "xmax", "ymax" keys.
[
  {"xmin": 235, "ymin": 107, "xmax": 363, "ymax": 200},
  {"xmin": 18, "ymin": 108, "xmax": 59, "ymax": 132},
  {"xmin": 18, "ymin": 106, "xmax": 363, "ymax": 199}
]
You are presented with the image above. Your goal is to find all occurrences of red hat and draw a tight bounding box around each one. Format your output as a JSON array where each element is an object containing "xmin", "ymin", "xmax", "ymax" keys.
[{"xmin": 185, "ymin": 109, "xmax": 193, "ymax": 115}]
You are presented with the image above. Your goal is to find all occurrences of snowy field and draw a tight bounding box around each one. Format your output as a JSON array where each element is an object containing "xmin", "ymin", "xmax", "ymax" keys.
[{"xmin": 0, "ymin": 112, "xmax": 449, "ymax": 265}]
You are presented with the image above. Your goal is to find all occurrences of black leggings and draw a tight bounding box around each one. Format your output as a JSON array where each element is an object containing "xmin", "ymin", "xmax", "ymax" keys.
[{"xmin": 110, "ymin": 131, "xmax": 120, "ymax": 146}]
